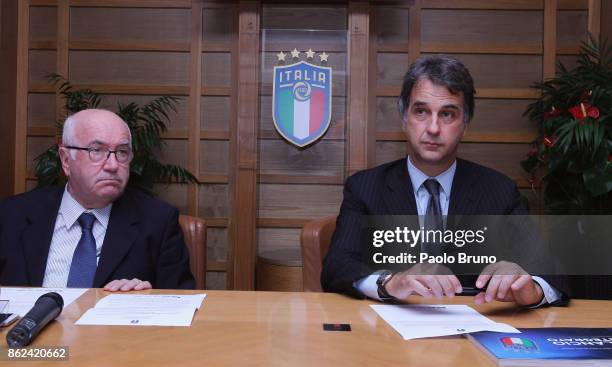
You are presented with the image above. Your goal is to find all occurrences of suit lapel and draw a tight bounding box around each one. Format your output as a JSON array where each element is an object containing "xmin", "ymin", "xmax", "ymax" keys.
[
  {"xmin": 448, "ymin": 159, "xmax": 480, "ymax": 216},
  {"xmin": 383, "ymin": 158, "xmax": 418, "ymax": 215},
  {"xmin": 94, "ymin": 191, "xmax": 139, "ymax": 287},
  {"xmin": 22, "ymin": 187, "xmax": 64, "ymax": 286}
]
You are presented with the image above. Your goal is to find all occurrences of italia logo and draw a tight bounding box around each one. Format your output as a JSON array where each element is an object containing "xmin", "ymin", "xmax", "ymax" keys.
[
  {"xmin": 272, "ymin": 48, "xmax": 332, "ymax": 147},
  {"xmin": 501, "ymin": 337, "xmax": 538, "ymax": 352}
]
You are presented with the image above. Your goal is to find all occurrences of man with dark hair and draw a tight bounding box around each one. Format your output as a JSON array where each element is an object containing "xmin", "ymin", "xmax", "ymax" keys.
[
  {"xmin": 322, "ymin": 55, "xmax": 566, "ymax": 307},
  {"xmin": 0, "ymin": 109, "xmax": 195, "ymax": 290}
]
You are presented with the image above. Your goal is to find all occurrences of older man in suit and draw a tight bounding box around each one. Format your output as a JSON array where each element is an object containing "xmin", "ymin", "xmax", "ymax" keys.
[
  {"xmin": 0, "ymin": 109, "xmax": 194, "ymax": 290},
  {"xmin": 322, "ymin": 55, "xmax": 567, "ymax": 307}
]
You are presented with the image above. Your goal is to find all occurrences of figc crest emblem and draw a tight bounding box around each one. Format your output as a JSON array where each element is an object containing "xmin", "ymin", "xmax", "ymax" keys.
[{"xmin": 272, "ymin": 48, "xmax": 332, "ymax": 147}]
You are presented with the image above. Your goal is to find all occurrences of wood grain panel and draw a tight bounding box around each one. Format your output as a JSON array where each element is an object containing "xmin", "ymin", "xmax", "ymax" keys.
[
  {"xmin": 29, "ymin": 6, "xmax": 56, "ymax": 41},
  {"xmin": 376, "ymin": 97, "xmax": 402, "ymax": 132},
  {"xmin": 422, "ymin": 9, "xmax": 543, "ymax": 49},
  {"xmin": 257, "ymin": 228, "xmax": 301, "ymax": 254},
  {"xmin": 448, "ymin": 54, "xmax": 543, "ymax": 89},
  {"xmin": 376, "ymin": 53, "xmax": 410, "ymax": 88},
  {"xmin": 374, "ymin": 6, "xmax": 409, "ymax": 44},
  {"xmin": 69, "ymin": 8, "xmax": 190, "ymax": 42},
  {"xmin": 100, "ymin": 94, "xmax": 189, "ymax": 129},
  {"xmin": 152, "ymin": 182, "xmax": 187, "ymax": 214},
  {"xmin": 262, "ymin": 29, "xmax": 347, "ymax": 53},
  {"xmin": 200, "ymin": 96, "xmax": 231, "ymax": 131},
  {"xmin": 258, "ymin": 139, "xmax": 345, "ymax": 176},
  {"xmin": 206, "ymin": 272, "xmax": 226, "ymax": 289},
  {"xmin": 258, "ymin": 184, "xmax": 343, "ymax": 219},
  {"xmin": 557, "ymin": 10, "xmax": 588, "ymax": 47},
  {"xmin": 201, "ymin": 52, "xmax": 231, "ymax": 87},
  {"xmin": 259, "ymin": 95, "xmax": 346, "ymax": 140},
  {"xmin": 375, "ymin": 141, "xmax": 407, "ymax": 166},
  {"xmin": 260, "ymin": 52, "xmax": 347, "ymax": 97},
  {"xmin": 26, "ymin": 136, "xmax": 55, "ymax": 172},
  {"xmin": 207, "ymin": 227, "xmax": 228, "ymax": 262},
  {"xmin": 603, "ymin": 0, "xmax": 612, "ymax": 43},
  {"xmin": 199, "ymin": 140, "xmax": 229, "ymax": 175},
  {"xmin": 156, "ymin": 139, "xmax": 187, "ymax": 167},
  {"xmin": 470, "ymin": 99, "xmax": 537, "ymax": 135},
  {"xmin": 69, "ymin": 51, "xmax": 190, "ymax": 85},
  {"xmin": 458, "ymin": 143, "xmax": 532, "ymax": 180},
  {"xmin": 262, "ymin": 6, "xmax": 347, "ymax": 30},
  {"xmin": 198, "ymin": 183, "xmax": 229, "ymax": 218},
  {"xmin": 28, "ymin": 50, "xmax": 56, "ymax": 83},
  {"xmin": 202, "ymin": 7, "xmax": 233, "ymax": 44},
  {"xmin": 27, "ymin": 93, "xmax": 56, "ymax": 127}
]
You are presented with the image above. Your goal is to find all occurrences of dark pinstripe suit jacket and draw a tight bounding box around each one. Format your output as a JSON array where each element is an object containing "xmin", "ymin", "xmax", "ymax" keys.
[{"xmin": 321, "ymin": 157, "xmax": 571, "ymax": 302}]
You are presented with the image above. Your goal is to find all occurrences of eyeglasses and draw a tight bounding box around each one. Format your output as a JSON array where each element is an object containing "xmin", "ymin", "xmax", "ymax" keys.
[{"xmin": 64, "ymin": 146, "xmax": 133, "ymax": 164}]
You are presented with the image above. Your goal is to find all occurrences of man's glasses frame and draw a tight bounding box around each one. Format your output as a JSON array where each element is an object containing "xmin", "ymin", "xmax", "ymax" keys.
[{"xmin": 64, "ymin": 146, "xmax": 133, "ymax": 164}]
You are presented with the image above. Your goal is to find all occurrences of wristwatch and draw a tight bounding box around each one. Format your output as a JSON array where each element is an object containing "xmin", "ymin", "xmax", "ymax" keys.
[{"xmin": 376, "ymin": 270, "xmax": 396, "ymax": 301}]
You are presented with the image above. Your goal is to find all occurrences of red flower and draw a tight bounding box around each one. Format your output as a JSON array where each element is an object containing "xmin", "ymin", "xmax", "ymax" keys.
[
  {"xmin": 568, "ymin": 103, "xmax": 600, "ymax": 120},
  {"xmin": 543, "ymin": 136, "xmax": 557, "ymax": 148},
  {"xmin": 608, "ymin": 154, "xmax": 612, "ymax": 162},
  {"xmin": 543, "ymin": 107, "xmax": 561, "ymax": 119},
  {"xmin": 528, "ymin": 175, "xmax": 540, "ymax": 187},
  {"xmin": 527, "ymin": 147, "xmax": 538, "ymax": 157}
]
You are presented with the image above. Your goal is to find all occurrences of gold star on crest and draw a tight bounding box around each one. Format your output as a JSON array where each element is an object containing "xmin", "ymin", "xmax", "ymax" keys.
[
  {"xmin": 291, "ymin": 48, "xmax": 300, "ymax": 58},
  {"xmin": 319, "ymin": 52, "xmax": 329, "ymax": 62},
  {"xmin": 305, "ymin": 49, "xmax": 315, "ymax": 59},
  {"xmin": 276, "ymin": 51, "xmax": 286, "ymax": 62}
]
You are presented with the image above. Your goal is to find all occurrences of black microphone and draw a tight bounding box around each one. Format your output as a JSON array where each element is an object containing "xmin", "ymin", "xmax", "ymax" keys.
[{"xmin": 6, "ymin": 292, "xmax": 64, "ymax": 347}]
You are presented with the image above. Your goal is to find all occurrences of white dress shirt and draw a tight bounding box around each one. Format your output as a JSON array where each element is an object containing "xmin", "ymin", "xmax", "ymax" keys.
[
  {"xmin": 42, "ymin": 186, "xmax": 112, "ymax": 287},
  {"xmin": 354, "ymin": 156, "xmax": 562, "ymax": 306}
]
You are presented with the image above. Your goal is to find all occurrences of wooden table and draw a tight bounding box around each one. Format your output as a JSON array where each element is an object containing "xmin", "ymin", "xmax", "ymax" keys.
[{"xmin": 2, "ymin": 289, "xmax": 611, "ymax": 366}]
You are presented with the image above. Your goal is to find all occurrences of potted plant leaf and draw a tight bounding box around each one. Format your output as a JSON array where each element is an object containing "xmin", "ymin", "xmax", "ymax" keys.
[
  {"xmin": 521, "ymin": 35, "xmax": 612, "ymax": 214},
  {"xmin": 34, "ymin": 75, "xmax": 198, "ymax": 195}
]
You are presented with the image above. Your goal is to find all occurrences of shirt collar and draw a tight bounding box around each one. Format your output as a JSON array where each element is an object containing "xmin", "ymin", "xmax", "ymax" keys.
[
  {"xmin": 406, "ymin": 156, "xmax": 457, "ymax": 197},
  {"xmin": 58, "ymin": 185, "xmax": 113, "ymax": 230}
]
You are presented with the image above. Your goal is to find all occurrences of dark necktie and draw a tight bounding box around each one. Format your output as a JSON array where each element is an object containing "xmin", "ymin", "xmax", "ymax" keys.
[
  {"xmin": 67, "ymin": 213, "xmax": 97, "ymax": 288},
  {"xmin": 422, "ymin": 179, "xmax": 444, "ymax": 256}
]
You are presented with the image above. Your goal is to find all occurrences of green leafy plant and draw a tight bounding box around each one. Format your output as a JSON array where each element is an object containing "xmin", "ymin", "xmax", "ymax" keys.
[
  {"xmin": 34, "ymin": 74, "xmax": 198, "ymax": 194},
  {"xmin": 521, "ymin": 35, "xmax": 612, "ymax": 214}
]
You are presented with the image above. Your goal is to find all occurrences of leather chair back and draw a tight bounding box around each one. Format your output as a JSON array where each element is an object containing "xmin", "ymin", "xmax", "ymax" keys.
[
  {"xmin": 179, "ymin": 215, "xmax": 207, "ymax": 290},
  {"xmin": 300, "ymin": 216, "xmax": 336, "ymax": 292}
]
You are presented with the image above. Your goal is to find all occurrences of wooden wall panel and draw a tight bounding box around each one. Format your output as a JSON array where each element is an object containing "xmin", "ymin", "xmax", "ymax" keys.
[
  {"xmin": 257, "ymin": 228, "xmax": 301, "ymax": 254},
  {"xmin": 29, "ymin": 6, "xmax": 57, "ymax": 42},
  {"xmin": 201, "ymin": 52, "xmax": 231, "ymax": 87},
  {"xmin": 377, "ymin": 53, "xmax": 409, "ymax": 87},
  {"xmin": 557, "ymin": 10, "xmax": 588, "ymax": 47},
  {"xmin": 603, "ymin": 0, "xmax": 612, "ymax": 43},
  {"xmin": 262, "ymin": 6, "xmax": 346, "ymax": 30},
  {"xmin": 202, "ymin": 7, "xmax": 233, "ymax": 44},
  {"xmin": 259, "ymin": 140, "xmax": 345, "ymax": 176},
  {"xmin": 101, "ymin": 94, "xmax": 189, "ymax": 129},
  {"xmin": 27, "ymin": 93, "xmax": 56, "ymax": 127},
  {"xmin": 199, "ymin": 140, "xmax": 229, "ymax": 175},
  {"xmin": 69, "ymin": 8, "xmax": 190, "ymax": 42},
  {"xmin": 157, "ymin": 139, "xmax": 188, "ymax": 167},
  {"xmin": 374, "ymin": 7, "xmax": 409, "ymax": 44},
  {"xmin": 198, "ymin": 184, "xmax": 229, "ymax": 218},
  {"xmin": 152, "ymin": 183, "xmax": 187, "ymax": 214},
  {"xmin": 206, "ymin": 272, "xmax": 226, "ymax": 290},
  {"xmin": 201, "ymin": 96, "xmax": 231, "ymax": 130},
  {"xmin": 207, "ymin": 227, "xmax": 228, "ymax": 261},
  {"xmin": 28, "ymin": 50, "xmax": 56, "ymax": 83},
  {"xmin": 258, "ymin": 184, "xmax": 343, "ymax": 219},
  {"xmin": 69, "ymin": 51, "xmax": 190, "ymax": 85},
  {"xmin": 421, "ymin": 9, "xmax": 543, "ymax": 50}
]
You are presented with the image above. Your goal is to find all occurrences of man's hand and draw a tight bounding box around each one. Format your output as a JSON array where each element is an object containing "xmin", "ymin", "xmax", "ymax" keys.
[
  {"xmin": 474, "ymin": 261, "xmax": 544, "ymax": 306},
  {"xmin": 385, "ymin": 264, "xmax": 462, "ymax": 300},
  {"xmin": 103, "ymin": 278, "xmax": 152, "ymax": 292}
]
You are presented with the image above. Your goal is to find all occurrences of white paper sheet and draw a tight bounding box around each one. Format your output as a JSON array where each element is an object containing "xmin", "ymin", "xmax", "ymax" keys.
[
  {"xmin": 75, "ymin": 293, "xmax": 207, "ymax": 327},
  {"xmin": 370, "ymin": 304, "xmax": 520, "ymax": 340},
  {"xmin": 0, "ymin": 287, "xmax": 88, "ymax": 316}
]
